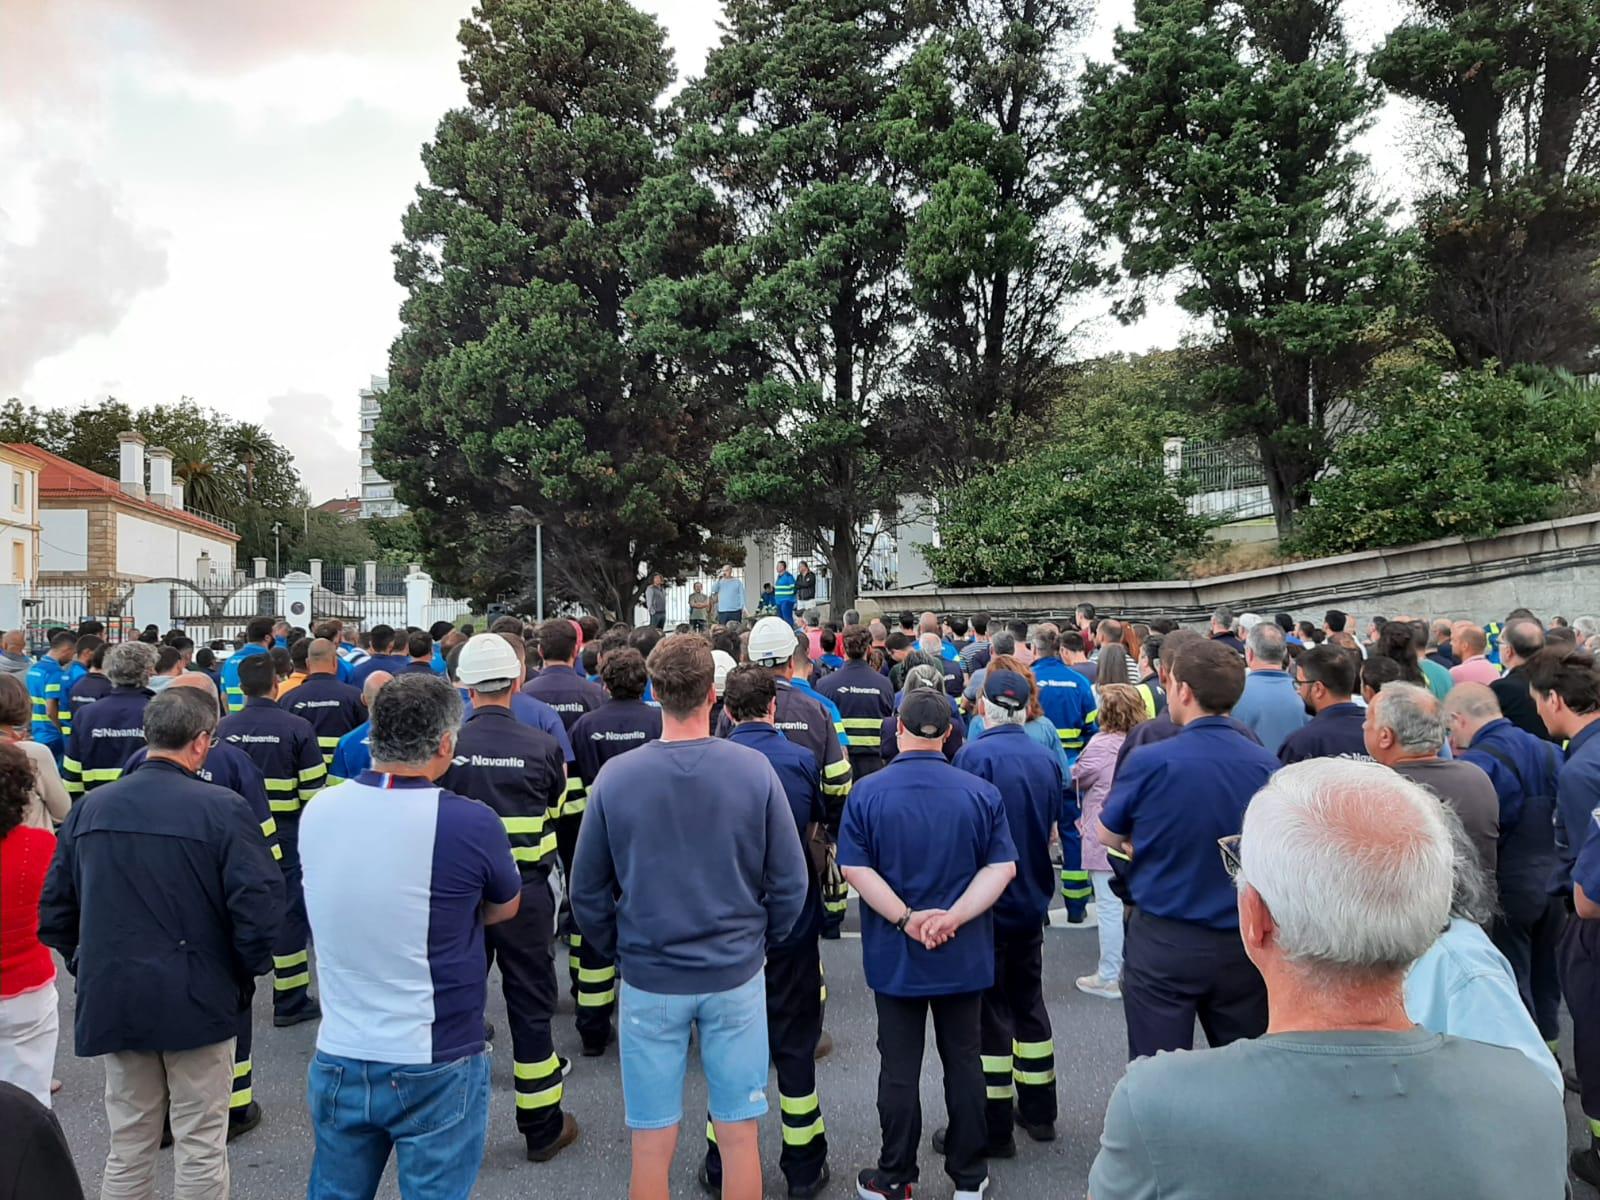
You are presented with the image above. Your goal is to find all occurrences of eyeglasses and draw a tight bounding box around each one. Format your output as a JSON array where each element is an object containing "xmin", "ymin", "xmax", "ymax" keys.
[{"xmin": 1218, "ymin": 834, "xmax": 1243, "ymax": 880}]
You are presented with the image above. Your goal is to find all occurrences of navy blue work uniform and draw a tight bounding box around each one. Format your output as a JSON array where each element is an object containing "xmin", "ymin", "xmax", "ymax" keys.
[
  {"xmin": 1557, "ymin": 721, "xmax": 1600, "ymax": 1125},
  {"xmin": 702, "ymin": 723, "xmax": 829, "ymax": 1193},
  {"xmin": 837, "ymin": 751, "xmax": 1017, "ymax": 1194},
  {"xmin": 1277, "ymin": 701, "xmax": 1368, "ymax": 764},
  {"xmin": 62, "ymin": 685, "xmax": 152, "ymax": 798},
  {"xmin": 523, "ymin": 664, "xmax": 605, "ymax": 952},
  {"xmin": 62, "ymin": 671, "xmax": 112, "ymax": 733},
  {"xmin": 952, "ymin": 723, "xmax": 1067, "ymax": 1146},
  {"xmin": 567, "ymin": 698, "xmax": 661, "ymax": 1050},
  {"xmin": 1460, "ymin": 718, "xmax": 1565, "ymax": 1040},
  {"xmin": 816, "ymin": 659, "xmax": 896, "ymax": 780},
  {"xmin": 439, "ymin": 705, "xmax": 571, "ymax": 1152},
  {"xmin": 37, "ymin": 760, "xmax": 283, "ymax": 1061},
  {"xmin": 348, "ymin": 653, "xmax": 408, "ymax": 691},
  {"xmin": 127, "ymin": 741, "xmax": 278, "ymax": 1120},
  {"xmin": 1493, "ymin": 666, "xmax": 1552, "ymax": 741},
  {"xmin": 1100, "ymin": 717, "xmax": 1277, "ymax": 1059},
  {"xmin": 1029, "ymin": 656, "xmax": 1096, "ymax": 919},
  {"xmin": 217, "ymin": 696, "xmax": 328, "ymax": 1021},
  {"xmin": 281, "ymin": 673, "xmax": 366, "ymax": 766}
]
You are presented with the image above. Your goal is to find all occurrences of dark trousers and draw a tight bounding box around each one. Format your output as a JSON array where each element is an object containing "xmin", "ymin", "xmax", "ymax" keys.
[
  {"xmin": 1492, "ymin": 891, "xmax": 1567, "ymax": 1042},
  {"xmin": 872, "ymin": 991, "xmax": 987, "ymax": 1191},
  {"xmin": 487, "ymin": 875, "xmax": 565, "ymax": 1146},
  {"xmin": 981, "ymin": 928, "xmax": 1055, "ymax": 1145},
  {"xmin": 569, "ymin": 930, "xmax": 617, "ymax": 1051},
  {"xmin": 271, "ymin": 815, "xmax": 313, "ymax": 1018},
  {"xmin": 1121, "ymin": 910, "xmax": 1267, "ymax": 1060},
  {"xmin": 705, "ymin": 938, "xmax": 827, "ymax": 1189},
  {"xmin": 1559, "ymin": 912, "xmax": 1600, "ymax": 1122},
  {"xmin": 650, "ymin": 613, "xmax": 666, "ymax": 630},
  {"xmin": 554, "ymin": 810, "xmax": 581, "ymax": 936},
  {"xmin": 231, "ymin": 1006, "xmax": 254, "ymax": 1116},
  {"xmin": 717, "ymin": 610, "xmax": 742, "ymax": 628},
  {"xmin": 1058, "ymin": 796, "xmax": 1089, "ymax": 921}
]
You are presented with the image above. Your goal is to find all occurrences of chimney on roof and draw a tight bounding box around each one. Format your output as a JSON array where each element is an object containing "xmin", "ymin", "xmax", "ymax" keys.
[
  {"xmin": 147, "ymin": 446, "xmax": 173, "ymax": 508},
  {"xmin": 117, "ymin": 431, "xmax": 146, "ymax": 499},
  {"xmin": 172, "ymin": 479, "xmax": 184, "ymax": 511}
]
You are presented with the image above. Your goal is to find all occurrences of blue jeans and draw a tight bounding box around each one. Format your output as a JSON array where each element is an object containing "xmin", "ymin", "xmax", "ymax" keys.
[
  {"xmin": 619, "ymin": 970, "xmax": 769, "ymax": 1130},
  {"xmin": 306, "ymin": 1051, "xmax": 490, "ymax": 1200}
]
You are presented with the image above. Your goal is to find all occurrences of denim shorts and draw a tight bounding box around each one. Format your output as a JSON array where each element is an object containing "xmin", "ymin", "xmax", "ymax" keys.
[{"xmin": 619, "ymin": 969, "xmax": 769, "ymax": 1130}]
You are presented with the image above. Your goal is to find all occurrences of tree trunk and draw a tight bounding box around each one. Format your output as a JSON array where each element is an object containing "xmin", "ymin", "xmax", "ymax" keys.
[
  {"xmin": 1257, "ymin": 433, "xmax": 1298, "ymax": 541},
  {"xmin": 827, "ymin": 516, "xmax": 859, "ymax": 616}
]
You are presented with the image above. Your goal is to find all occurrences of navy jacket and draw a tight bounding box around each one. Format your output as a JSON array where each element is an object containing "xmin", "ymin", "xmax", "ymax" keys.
[
  {"xmin": 127, "ymin": 741, "xmax": 279, "ymax": 862},
  {"xmin": 952, "ymin": 723, "xmax": 1067, "ymax": 933},
  {"xmin": 1115, "ymin": 708, "xmax": 1259, "ymax": 772},
  {"xmin": 571, "ymin": 698, "xmax": 662, "ymax": 787},
  {"xmin": 522, "ymin": 664, "xmax": 605, "ymax": 733},
  {"xmin": 1556, "ymin": 723, "xmax": 1600, "ymax": 895},
  {"xmin": 216, "ymin": 696, "xmax": 328, "ymax": 816},
  {"xmin": 1459, "ymin": 718, "xmax": 1561, "ymax": 902},
  {"xmin": 440, "ymin": 706, "xmax": 566, "ymax": 880},
  {"xmin": 282, "ymin": 673, "xmax": 367, "ymax": 764},
  {"xmin": 63, "ymin": 685, "xmax": 152, "ymax": 798},
  {"xmin": 1492, "ymin": 667, "xmax": 1552, "ymax": 742},
  {"xmin": 1278, "ymin": 702, "xmax": 1369, "ymax": 765},
  {"xmin": 730, "ymin": 722, "xmax": 825, "ymax": 948},
  {"xmin": 38, "ymin": 760, "xmax": 283, "ymax": 1056}
]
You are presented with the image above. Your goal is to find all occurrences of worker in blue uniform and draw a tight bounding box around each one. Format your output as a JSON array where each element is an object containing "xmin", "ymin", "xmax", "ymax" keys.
[
  {"xmin": 27, "ymin": 629, "xmax": 77, "ymax": 766},
  {"xmin": 1446, "ymin": 682, "xmax": 1565, "ymax": 1047},
  {"xmin": 127, "ymin": 670, "xmax": 278, "ymax": 1138},
  {"xmin": 281, "ymin": 640, "xmax": 366, "ymax": 766},
  {"xmin": 1027, "ymin": 625, "xmax": 1096, "ymax": 921},
  {"xmin": 816, "ymin": 626, "xmax": 896, "ymax": 782},
  {"xmin": 567, "ymin": 648, "xmax": 661, "ymax": 1056},
  {"xmin": 55, "ymin": 635, "xmax": 96, "ymax": 739},
  {"xmin": 523, "ymin": 620, "xmax": 605, "ymax": 945},
  {"xmin": 221, "ymin": 617, "xmax": 275, "ymax": 713},
  {"xmin": 1528, "ymin": 647, "xmax": 1600, "ymax": 1187},
  {"xmin": 951, "ymin": 670, "xmax": 1068, "ymax": 1153},
  {"xmin": 774, "ymin": 560, "xmax": 798, "ymax": 628},
  {"xmin": 329, "ymin": 670, "xmax": 391, "ymax": 783},
  {"xmin": 700, "ymin": 665, "xmax": 830, "ymax": 1197},
  {"xmin": 348, "ymin": 624, "xmax": 409, "ymax": 690},
  {"xmin": 1098, "ymin": 639, "xmax": 1278, "ymax": 1060},
  {"xmin": 61, "ymin": 637, "xmax": 111, "ymax": 738},
  {"xmin": 63, "ymin": 641, "xmax": 157, "ymax": 798},
  {"xmin": 837, "ymin": 689, "xmax": 1017, "ymax": 1200},
  {"xmin": 440, "ymin": 635, "xmax": 578, "ymax": 1163},
  {"xmin": 217, "ymin": 653, "xmax": 327, "ymax": 1027}
]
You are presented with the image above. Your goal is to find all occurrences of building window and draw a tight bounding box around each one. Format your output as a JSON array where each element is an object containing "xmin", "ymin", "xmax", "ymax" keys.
[
  {"xmin": 10, "ymin": 475, "xmax": 19, "ymax": 510},
  {"xmin": 11, "ymin": 541, "xmax": 23, "ymax": 583}
]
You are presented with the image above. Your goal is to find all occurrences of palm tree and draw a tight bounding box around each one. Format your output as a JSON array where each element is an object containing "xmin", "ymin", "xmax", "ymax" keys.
[
  {"xmin": 170, "ymin": 440, "xmax": 232, "ymax": 519},
  {"xmin": 228, "ymin": 422, "xmax": 274, "ymax": 500}
]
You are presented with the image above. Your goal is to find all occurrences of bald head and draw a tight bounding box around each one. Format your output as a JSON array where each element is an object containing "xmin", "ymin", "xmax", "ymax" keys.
[
  {"xmin": 919, "ymin": 612, "xmax": 939, "ymax": 635},
  {"xmin": 918, "ymin": 632, "xmax": 942, "ymax": 658},
  {"xmin": 1, "ymin": 631, "xmax": 23, "ymax": 655},
  {"xmin": 169, "ymin": 671, "xmax": 218, "ymax": 701},
  {"xmin": 1442, "ymin": 682, "xmax": 1501, "ymax": 750},
  {"xmin": 307, "ymin": 638, "xmax": 338, "ymax": 674},
  {"xmin": 360, "ymin": 669, "xmax": 393, "ymax": 708}
]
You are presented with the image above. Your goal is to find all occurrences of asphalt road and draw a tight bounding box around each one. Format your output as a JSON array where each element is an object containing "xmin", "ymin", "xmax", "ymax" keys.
[{"xmin": 45, "ymin": 901, "xmax": 1600, "ymax": 1199}]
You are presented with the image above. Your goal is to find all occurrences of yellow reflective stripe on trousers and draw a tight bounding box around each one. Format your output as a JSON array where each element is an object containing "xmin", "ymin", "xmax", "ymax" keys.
[
  {"xmin": 502, "ymin": 815, "xmax": 547, "ymax": 835},
  {"xmin": 782, "ymin": 1117, "xmax": 826, "ymax": 1145},
  {"xmin": 980, "ymin": 1054, "xmax": 1013, "ymax": 1073},
  {"xmin": 511, "ymin": 833, "xmax": 558, "ymax": 863}
]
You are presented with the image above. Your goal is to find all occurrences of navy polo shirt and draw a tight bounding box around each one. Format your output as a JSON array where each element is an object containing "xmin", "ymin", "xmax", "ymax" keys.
[
  {"xmin": 1557, "ymin": 722, "xmax": 1600, "ymax": 890},
  {"xmin": 1277, "ymin": 702, "xmax": 1369, "ymax": 765},
  {"xmin": 951, "ymin": 723, "xmax": 1066, "ymax": 933},
  {"xmin": 1100, "ymin": 717, "xmax": 1279, "ymax": 930},
  {"xmin": 1570, "ymin": 803, "xmax": 1600, "ymax": 904},
  {"xmin": 836, "ymin": 751, "xmax": 1016, "ymax": 998}
]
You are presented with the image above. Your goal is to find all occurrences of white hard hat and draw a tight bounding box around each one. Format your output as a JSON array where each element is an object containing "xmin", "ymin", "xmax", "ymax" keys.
[
  {"xmin": 456, "ymin": 634, "xmax": 520, "ymax": 687},
  {"xmin": 748, "ymin": 616, "xmax": 798, "ymax": 666},
  {"xmin": 712, "ymin": 650, "xmax": 737, "ymax": 696}
]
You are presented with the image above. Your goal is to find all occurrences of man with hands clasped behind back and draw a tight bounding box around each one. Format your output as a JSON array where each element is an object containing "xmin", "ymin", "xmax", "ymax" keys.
[{"xmin": 838, "ymin": 688, "xmax": 1018, "ymax": 1200}]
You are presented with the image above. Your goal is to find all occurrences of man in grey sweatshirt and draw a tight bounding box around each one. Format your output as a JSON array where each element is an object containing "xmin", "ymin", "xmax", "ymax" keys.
[
  {"xmin": 571, "ymin": 633, "xmax": 809, "ymax": 1200},
  {"xmin": 0, "ymin": 630, "xmax": 31, "ymax": 681}
]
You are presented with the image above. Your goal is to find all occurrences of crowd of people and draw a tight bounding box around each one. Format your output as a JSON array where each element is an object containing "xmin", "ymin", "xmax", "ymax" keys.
[{"xmin": 0, "ymin": 599, "xmax": 1598, "ymax": 1198}]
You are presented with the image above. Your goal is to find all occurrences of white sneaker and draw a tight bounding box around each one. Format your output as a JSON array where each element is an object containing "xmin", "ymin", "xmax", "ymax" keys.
[
  {"xmin": 954, "ymin": 1180, "xmax": 989, "ymax": 1200},
  {"xmin": 1076, "ymin": 973, "xmax": 1121, "ymax": 999}
]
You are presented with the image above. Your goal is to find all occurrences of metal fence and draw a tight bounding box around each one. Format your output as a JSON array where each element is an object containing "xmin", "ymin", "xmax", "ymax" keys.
[{"xmin": 1177, "ymin": 438, "xmax": 1275, "ymax": 522}]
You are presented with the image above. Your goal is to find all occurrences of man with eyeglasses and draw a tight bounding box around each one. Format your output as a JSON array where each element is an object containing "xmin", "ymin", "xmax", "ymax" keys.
[
  {"xmin": 1089, "ymin": 760, "xmax": 1565, "ymax": 1200},
  {"xmin": 1278, "ymin": 643, "xmax": 1369, "ymax": 764},
  {"xmin": 1096, "ymin": 639, "xmax": 1279, "ymax": 1060}
]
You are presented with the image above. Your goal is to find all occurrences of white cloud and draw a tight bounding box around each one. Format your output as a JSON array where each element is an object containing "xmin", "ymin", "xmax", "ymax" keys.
[
  {"xmin": 0, "ymin": 161, "xmax": 169, "ymax": 389},
  {"xmin": 264, "ymin": 391, "xmax": 360, "ymax": 506}
]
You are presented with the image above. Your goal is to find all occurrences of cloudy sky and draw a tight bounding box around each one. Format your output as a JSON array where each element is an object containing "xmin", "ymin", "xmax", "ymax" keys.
[{"xmin": 0, "ymin": 0, "xmax": 1412, "ymax": 502}]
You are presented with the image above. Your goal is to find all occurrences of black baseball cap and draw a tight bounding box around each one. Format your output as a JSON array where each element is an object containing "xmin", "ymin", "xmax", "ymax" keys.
[
  {"xmin": 899, "ymin": 689, "xmax": 952, "ymax": 739},
  {"xmin": 983, "ymin": 669, "xmax": 1030, "ymax": 713}
]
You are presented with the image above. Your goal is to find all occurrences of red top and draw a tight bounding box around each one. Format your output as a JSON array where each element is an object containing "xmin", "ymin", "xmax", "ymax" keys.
[{"xmin": 1, "ymin": 825, "xmax": 56, "ymax": 998}]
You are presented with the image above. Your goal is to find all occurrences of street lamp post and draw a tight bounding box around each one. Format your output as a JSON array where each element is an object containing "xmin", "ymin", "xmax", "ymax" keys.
[{"xmin": 271, "ymin": 521, "xmax": 283, "ymax": 578}]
